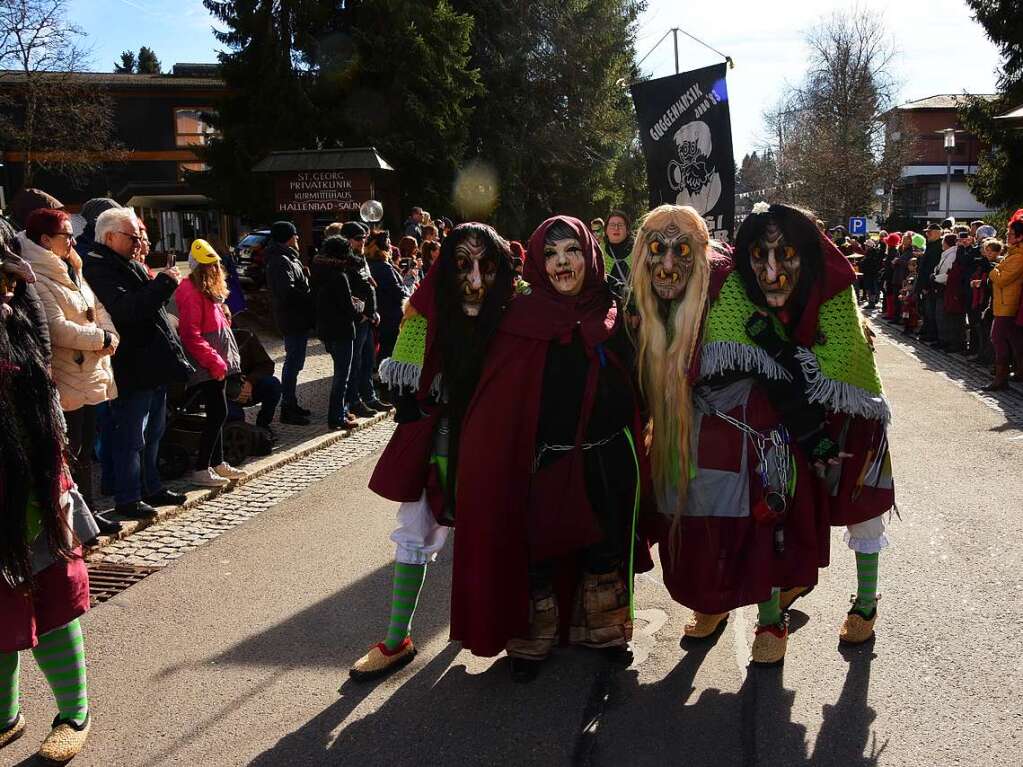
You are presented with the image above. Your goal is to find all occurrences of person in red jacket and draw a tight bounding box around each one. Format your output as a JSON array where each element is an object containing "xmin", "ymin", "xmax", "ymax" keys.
[{"xmin": 175, "ymin": 240, "xmax": 247, "ymax": 487}]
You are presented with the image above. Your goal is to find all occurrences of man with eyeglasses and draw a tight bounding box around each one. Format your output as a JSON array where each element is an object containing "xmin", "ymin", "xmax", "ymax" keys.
[{"xmin": 83, "ymin": 207, "xmax": 193, "ymax": 520}]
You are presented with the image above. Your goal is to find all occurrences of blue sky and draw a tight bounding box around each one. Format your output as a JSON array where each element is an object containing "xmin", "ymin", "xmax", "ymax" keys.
[{"xmin": 69, "ymin": 0, "xmax": 1004, "ymax": 160}]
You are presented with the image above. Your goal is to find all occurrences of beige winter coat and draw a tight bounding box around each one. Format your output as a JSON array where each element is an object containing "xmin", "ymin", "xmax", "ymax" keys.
[{"xmin": 17, "ymin": 232, "xmax": 118, "ymax": 411}]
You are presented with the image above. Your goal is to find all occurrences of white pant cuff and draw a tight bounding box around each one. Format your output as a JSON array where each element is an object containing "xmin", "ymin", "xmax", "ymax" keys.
[
  {"xmin": 844, "ymin": 531, "xmax": 889, "ymax": 554},
  {"xmin": 395, "ymin": 546, "xmax": 437, "ymax": 566}
]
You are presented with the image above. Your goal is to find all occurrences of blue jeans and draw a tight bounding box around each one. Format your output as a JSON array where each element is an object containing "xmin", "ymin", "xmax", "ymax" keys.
[
  {"xmin": 227, "ymin": 376, "xmax": 282, "ymax": 427},
  {"xmin": 110, "ymin": 386, "xmax": 167, "ymax": 505},
  {"xmin": 324, "ymin": 339, "xmax": 354, "ymax": 424},
  {"xmin": 281, "ymin": 332, "xmax": 309, "ymax": 407},
  {"xmin": 346, "ymin": 322, "xmax": 376, "ymax": 406},
  {"xmin": 95, "ymin": 400, "xmax": 116, "ymax": 493}
]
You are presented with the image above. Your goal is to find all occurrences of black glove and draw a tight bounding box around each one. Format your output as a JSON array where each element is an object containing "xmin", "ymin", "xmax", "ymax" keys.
[
  {"xmin": 745, "ymin": 311, "xmax": 791, "ymax": 360},
  {"xmin": 393, "ymin": 391, "xmax": 424, "ymax": 424}
]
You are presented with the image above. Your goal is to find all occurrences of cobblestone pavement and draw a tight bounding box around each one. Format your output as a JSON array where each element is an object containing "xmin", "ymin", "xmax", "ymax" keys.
[
  {"xmin": 90, "ymin": 419, "xmax": 396, "ymax": 567},
  {"xmin": 91, "ymin": 323, "xmax": 371, "ymax": 512},
  {"xmin": 866, "ymin": 311, "xmax": 1023, "ymax": 427}
]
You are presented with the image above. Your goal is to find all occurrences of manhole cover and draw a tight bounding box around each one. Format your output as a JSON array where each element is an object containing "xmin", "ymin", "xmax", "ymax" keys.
[{"xmin": 87, "ymin": 562, "xmax": 160, "ymax": 605}]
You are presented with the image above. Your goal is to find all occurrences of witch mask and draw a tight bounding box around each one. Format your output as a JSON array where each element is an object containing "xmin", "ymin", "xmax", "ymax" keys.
[
  {"xmin": 454, "ymin": 233, "xmax": 498, "ymax": 316},
  {"xmin": 543, "ymin": 226, "xmax": 586, "ymax": 297},
  {"xmin": 646, "ymin": 223, "xmax": 695, "ymax": 301},
  {"xmin": 750, "ymin": 219, "xmax": 800, "ymax": 308}
]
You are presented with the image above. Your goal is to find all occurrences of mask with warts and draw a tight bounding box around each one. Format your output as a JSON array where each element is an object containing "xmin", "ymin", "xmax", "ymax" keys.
[
  {"xmin": 544, "ymin": 237, "xmax": 586, "ymax": 296},
  {"xmin": 647, "ymin": 225, "xmax": 694, "ymax": 301},
  {"xmin": 454, "ymin": 234, "xmax": 497, "ymax": 316},
  {"xmin": 750, "ymin": 220, "xmax": 800, "ymax": 308}
]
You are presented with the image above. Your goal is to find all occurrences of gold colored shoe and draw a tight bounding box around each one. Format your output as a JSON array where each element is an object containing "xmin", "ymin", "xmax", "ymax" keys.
[
  {"xmin": 683, "ymin": 611, "xmax": 729, "ymax": 640},
  {"xmin": 779, "ymin": 585, "xmax": 814, "ymax": 611},
  {"xmin": 348, "ymin": 638, "xmax": 417, "ymax": 682},
  {"xmin": 506, "ymin": 592, "xmax": 558, "ymax": 660},
  {"xmin": 570, "ymin": 571, "xmax": 632, "ymax": 649},
  {"xmin": 37, "ymin": 711, "xmax": 90, "ymax": 764},
  {"xmin": 751, "ymin": 621, "xmax": 788, "ymax": 666},
  {"xmin": 0, "ymin": 712, "xmax": 26, "ymax": 750},
  {"xmin": 839, "ymin": 596, "xmax": 878, "ymax": 644}
]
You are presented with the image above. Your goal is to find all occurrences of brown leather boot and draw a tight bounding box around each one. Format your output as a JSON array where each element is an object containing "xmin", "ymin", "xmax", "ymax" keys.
[
  {"xmin": 983, "ymin": 362, "xmax": 1010, "ymax": 391},
  {"xmin": 506, "ymin": 591, "xmax": 558, "ymax": 660}
]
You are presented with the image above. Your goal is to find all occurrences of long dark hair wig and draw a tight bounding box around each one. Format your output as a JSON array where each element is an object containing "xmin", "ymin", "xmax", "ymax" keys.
[
  {"xmin": 432, "ymin": 223, "xmax": 515, "ymax": 517},
  {"xmin": 0, "ymin": 218, "xmax": 73, "ymax": 589},
  {"xmin": 734, "ymin": 203, "xmax": 824, "ymax": 330}
]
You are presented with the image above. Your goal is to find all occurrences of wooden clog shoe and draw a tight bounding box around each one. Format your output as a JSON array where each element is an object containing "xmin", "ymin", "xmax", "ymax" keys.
[
  {"xmin": 348, "ymin": 637, "xmax": 417, "ymax": 682},
  {"xmin": 751, "ymin": 621, "xmax": 788, "ymax": 666},
  {"xmin": 682, "ymin": 611, "xmax": 729, "ymax": 640},
  {"xmin": 38, "ymin": 711, "xmax": 90, "ymax": 764},
  {"xmin": 839, "ymin": 596, "xmax": 879, "ymax": 645},
  {"xmin": 0, "ymin": 712, "xmax": 26, "ymax": 750}
]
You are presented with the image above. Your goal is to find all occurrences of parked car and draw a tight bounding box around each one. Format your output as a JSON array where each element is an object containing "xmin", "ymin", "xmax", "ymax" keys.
[{"xmin": 236, "ymin": 230, "xmax": 271, "ymax": 289}]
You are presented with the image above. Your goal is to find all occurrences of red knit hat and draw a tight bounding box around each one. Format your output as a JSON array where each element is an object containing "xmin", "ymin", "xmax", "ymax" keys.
[
  {"xmin": 25, "ymin": 208, "xmax": 70, "ymax": 245},
  {"xmin": 883, "ymin": 232, "xmax": 902, "ymax": 249}
]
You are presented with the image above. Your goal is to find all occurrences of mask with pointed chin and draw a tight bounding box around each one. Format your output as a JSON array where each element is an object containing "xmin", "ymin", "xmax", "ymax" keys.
[
  {"xmin": 454, "ymin": 233, "xmax": 497, "ymax": 316},
  {"xmin": 751, "ymin": 220, "xmax": 800, "ymax": 308},
  {"xmin": 646, "ymin": 224, "xmax": 694, "ymax": 301},
  {"xmin": 543, "ymin": 237, "xmax": 586, "ymax": 296}
]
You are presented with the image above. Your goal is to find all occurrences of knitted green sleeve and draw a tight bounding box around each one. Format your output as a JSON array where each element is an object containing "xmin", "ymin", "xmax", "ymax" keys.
[{"xmin": 378, "ymin": 313, "xmax": 428, "ymax": 392}]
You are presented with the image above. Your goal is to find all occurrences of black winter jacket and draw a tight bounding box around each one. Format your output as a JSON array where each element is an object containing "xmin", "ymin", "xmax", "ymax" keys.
[
  {"xmin": 264, "ymin": 241, "xmax": 314, "ymax": 336},
  {"xmin": 345, "ymin": 253, "xmax": 377, "ymax": 323},
  {"xmin": 368, "ymin": 256, "xmax": 409, "ymax": 328},
  {"xmin": 82, "ymin": 243, "xmax": 192, "ymax": 393},
  {"xmin": 310, "ymin": 255, "xmax": 357, "ymax": 342}
]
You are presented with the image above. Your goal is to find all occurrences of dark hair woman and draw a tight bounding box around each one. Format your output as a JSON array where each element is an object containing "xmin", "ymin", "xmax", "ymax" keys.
[{"xmin": 0, "ymin": 218, "xmax": 97, "ymax": 761}]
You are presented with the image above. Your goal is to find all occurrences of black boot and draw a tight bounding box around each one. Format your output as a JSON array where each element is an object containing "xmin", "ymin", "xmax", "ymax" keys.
[{"xmin": 280, "ymin": 406, "xmax": 310, "ymax": 425}]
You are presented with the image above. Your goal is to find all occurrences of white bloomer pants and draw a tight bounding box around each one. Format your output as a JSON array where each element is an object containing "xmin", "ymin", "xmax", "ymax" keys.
[
  {"xmin": 390, "ymin": 491, "xmax": 449, "ymax": 565},
  {"xmin": 844, "ymin": 515, "xmax": 888, "ymax": 554}
]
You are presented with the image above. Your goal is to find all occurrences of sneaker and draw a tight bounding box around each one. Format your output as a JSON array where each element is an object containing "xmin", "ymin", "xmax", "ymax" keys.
[
  {"xmin": 293, "ymin": 403, "xmax": 312, "ymax": 417},
  {"xmin": 144, "ymin": 489, "xmax": 187, "ymax": 507},
  {"xmin": 365, "ymin": 399, "xmax": 390, "ymax": 413},
  {"xmin": 350, "ymin": 402, "xmax": 375, "ymax": 418},
  {"xmin": 190, "ymin": 468, "xmax": 230, "ymax": 488},
  {"xmin": 213, "ymin": 462, "xmax": 248, "ymax": 480},
  {"xmin": 280, "ymin": 408, "xmax": 310, "ymax": 426},
  {"xmin": 345, "ymin": 412, "xmax": 359, "ymax": 426},
  {"xmin": 113, "ymin": 501, "xmax": 158, "ymax": 519}
]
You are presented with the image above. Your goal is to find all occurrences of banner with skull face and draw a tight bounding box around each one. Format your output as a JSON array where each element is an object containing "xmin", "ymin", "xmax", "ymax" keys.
[{"xmin": 630, "ymin": 63, "xmax": 735, "ymax": 242}]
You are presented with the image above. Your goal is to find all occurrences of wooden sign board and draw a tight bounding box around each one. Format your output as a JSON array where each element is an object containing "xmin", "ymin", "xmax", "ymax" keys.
[{"xmin": 273, "ymin": 170, "xmax": 374, "ymax": 213}]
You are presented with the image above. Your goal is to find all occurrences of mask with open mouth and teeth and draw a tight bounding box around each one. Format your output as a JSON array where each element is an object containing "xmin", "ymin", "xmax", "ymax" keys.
[
  {"xmin": 453, "ymin": 233, "xmax": 498, "ymax": 316},
  {"xmin": 542, "ymin": 221, "xmax": 587, "ymax": 297},
  {"xmin": 749, "ymin": 219, "xmax": 800, "ymax": 308},
  {"xmin": 646, "ymin": 225, "xmax": 695, "ymax": 301}
]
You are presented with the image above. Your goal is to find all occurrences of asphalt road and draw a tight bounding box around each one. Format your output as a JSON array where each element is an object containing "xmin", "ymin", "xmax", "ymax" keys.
[{"xmin": 6, "ymin": 326, "xmax": 1022, "ymax": 767}]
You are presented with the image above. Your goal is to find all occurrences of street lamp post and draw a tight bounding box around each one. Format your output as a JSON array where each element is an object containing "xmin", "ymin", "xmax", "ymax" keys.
[{"xmin": 943, "ymin": 128, "xmax": 955, "ymax": 219}]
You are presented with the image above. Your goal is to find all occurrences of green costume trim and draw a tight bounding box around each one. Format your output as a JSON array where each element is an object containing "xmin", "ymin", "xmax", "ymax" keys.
[
  {"xmin": 701, "ymin": 273, "xmax": 890, "ymax": 422},
  {"xmin": 378, "ymin": 313, "xmax": 429, "ymax": 394}
]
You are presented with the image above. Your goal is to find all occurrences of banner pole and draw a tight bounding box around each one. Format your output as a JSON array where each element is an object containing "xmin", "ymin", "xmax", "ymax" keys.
[{"xmin": 673, "ymin": 28, "xmax": 679, "ymax": 74}]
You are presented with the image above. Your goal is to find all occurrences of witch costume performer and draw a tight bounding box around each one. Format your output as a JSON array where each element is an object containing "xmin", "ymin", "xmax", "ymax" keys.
[
  {"xmin": 639, "ymin": 202, "xmax": 893, "ymax": 666},
  {"xmin": 450, "ymin": 215, "xmax": 652, "ymax": 682},
  {"xmin": 1, "ymin": 220, "xmax": 98, "ymax": 763},
  {"xmin": 349, "ymin": 223, "xmax": 516, "ymax": 681}
]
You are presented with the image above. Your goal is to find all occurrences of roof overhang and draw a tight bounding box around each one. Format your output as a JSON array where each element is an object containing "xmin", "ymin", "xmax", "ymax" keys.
[{"xmin": 252, "ymin": 147, "xmax": 395, "ymax": 173}]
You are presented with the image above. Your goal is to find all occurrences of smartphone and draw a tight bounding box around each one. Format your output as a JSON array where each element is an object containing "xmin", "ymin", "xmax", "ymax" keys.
[{"xmin": 165, "ymin": 251, "xmax": 176, "ymax": 268}]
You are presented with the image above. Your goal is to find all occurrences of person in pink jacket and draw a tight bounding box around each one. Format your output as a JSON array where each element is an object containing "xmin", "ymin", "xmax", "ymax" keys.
[{"xmin": 175, "ymin": 240, "xmax": 247, "ymax": 487}]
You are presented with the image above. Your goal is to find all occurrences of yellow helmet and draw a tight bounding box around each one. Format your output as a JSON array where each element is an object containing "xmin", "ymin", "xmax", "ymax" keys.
[{"xmin": 189, "ymin": 238, "xmax": 220, "ymax": 265}]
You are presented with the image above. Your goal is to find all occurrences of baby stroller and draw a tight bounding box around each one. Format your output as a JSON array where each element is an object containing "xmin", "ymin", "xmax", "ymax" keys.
[{"xmin": 157, "ymin": 366, "xmax": 272, "ymax": 480}]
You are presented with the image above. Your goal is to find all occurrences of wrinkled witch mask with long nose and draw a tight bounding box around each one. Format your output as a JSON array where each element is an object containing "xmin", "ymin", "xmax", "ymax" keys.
[
  {"xmin": 647, "ymin": 221, "xmax": 694, "ymax": 301},
  {"xmin": 454, "ymin": 233, "xmax": 498, "ymax": 316},
  {"xmin": 750, "ymin": 219, "xmax": 800, "ymax": 308}
]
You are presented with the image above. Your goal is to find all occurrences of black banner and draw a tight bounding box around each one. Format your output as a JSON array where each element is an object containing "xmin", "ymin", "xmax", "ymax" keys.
[{"xmin": 630, "ymin": 63, "xmax": 735, "ymax": 242}]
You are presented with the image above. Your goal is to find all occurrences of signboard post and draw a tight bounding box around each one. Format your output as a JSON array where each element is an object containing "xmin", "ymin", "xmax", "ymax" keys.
[{"xmin": 848, "ymin": 217, "xmax": 868, "ymax": 236}]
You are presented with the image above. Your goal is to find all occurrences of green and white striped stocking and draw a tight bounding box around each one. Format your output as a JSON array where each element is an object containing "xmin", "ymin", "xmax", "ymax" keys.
[
  {"xmin": 32, "ymin": 619, "xmax": 88, "ymax": 726},
  {"xmin": 384, "ymin": 563, "xmax": 427, "ymax": 651}
]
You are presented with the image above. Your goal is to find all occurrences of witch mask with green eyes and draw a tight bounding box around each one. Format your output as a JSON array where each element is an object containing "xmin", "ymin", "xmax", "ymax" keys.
[{"xmin": 646, "ymin": 223, "xmax": 695, "ymax": 301}]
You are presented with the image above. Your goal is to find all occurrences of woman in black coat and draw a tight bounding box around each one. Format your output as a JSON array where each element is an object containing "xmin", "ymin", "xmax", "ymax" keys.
[{"xmin": 311, "ymin": 236, "xmax": 360, "ymax": 429}]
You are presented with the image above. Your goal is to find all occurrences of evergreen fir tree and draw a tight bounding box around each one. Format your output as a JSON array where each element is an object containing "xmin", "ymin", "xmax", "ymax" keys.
[
  {"xmin": 137, "ymin": 46, "xmax": 162, "ymax": 74},
  {"xmin": 114, "ymin": 50, "xmax": 136, "ymax": 73}
]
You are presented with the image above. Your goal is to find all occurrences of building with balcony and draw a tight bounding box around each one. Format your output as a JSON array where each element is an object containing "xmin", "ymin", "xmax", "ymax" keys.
[{"xmin": 888, "ymin": 94, "xmax": 997, "ymax": 228}]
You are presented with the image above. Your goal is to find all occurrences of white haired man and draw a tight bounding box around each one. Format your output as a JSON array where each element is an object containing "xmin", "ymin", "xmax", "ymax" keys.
[{"xmin": 83, "ymin": 208, "xmax": 193, "ymax": 518}]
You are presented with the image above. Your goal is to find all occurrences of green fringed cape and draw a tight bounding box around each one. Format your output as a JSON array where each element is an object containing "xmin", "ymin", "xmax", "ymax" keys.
[{"xmin": 700, "ymin": 273, "xmax": 890, "ymax": 422}]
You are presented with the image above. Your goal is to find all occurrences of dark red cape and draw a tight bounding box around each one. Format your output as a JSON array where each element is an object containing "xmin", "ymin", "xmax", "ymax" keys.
[{"xmin": 449, "ymin": 216, "xmax": 652, "ymax": 657}]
